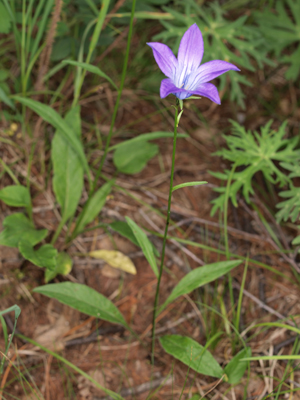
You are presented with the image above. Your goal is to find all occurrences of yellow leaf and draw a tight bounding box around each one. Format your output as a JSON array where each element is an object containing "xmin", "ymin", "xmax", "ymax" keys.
[{"xmin": 89, "ymin": 250, "xmax": 136, "ymax": 275}]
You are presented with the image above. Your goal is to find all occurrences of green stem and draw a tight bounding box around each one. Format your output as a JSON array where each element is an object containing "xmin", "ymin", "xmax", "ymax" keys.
[
  {"xmin": 223, "ymin": 163, "xmax": 237, "ymax": 327},
  {"xmin": 151, "ymin": 103, "xmax": 179, "ymax": 365},
  {"xmin": 0, "ymin": 158, "xmax": 20, "ymax": 185},
  {"xmin": 51, "ymin": 218, "xmax": 65, "ymax": 245},
  {"xmin": 91, "ymin": 0, "xmax": 136, "ymax": 194}
]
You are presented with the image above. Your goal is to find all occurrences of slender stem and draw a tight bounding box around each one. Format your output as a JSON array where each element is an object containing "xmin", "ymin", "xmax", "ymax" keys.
[
  {"xmin": 223, "ymin": 163, "xmax": 237, "ymax": 327},
  {"xmin": 51, "ymin": 218, "xmax": 65, "ymax": 245},
  {"xmin": 224, "ymin": 163, "xmax": 237, "ymax": 260},
  {"xmin": 91, "ymin": 0, "xmax": 136, "ymax": 194},
  {"xmin": 151, "ymin": 103, "xmax": 179, "ymax": 365}
]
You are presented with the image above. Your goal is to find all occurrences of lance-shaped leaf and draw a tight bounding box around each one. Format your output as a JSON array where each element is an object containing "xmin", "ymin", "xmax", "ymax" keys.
[
  {"xmin": 0, "ymin": 185, "xmax": 31, "ymax": 207},
  {"xmin": 52, "ymin": 106, "xmax": 83, "ymax": 223},
  {"xmin": 160, "ymin": 335, "xmax": 224, "ymax": 378},
  {"xmin": 125, "ymin": 217, "xmax": 158, "ymax": 277},
  {"xmin": 74, "ymin": 181, "xmax": 113, "ymax": 235},
  {"xmin": 159, "ymin": 260, "xmax": 241, "ymax": 314},
  {"xmin": 0, "ymin": 213, "xmax": 47, "ymax": 248},
  {"xmin": 33, "ymin": 282, "xmax": 129, "ymax": 329},
  {"xmin": 13, "ymin": 96, "xmax": 90, "ymax": 177},
  {"xmin": 62, "ymin": 60, "xmax": 118, "ymax": 90},
  {"xmin": 19, "ymin": 240, "xmax": 57, "ymax": 270}
]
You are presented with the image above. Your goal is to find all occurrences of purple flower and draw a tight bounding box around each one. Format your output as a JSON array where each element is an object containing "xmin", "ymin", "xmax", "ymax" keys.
[{"xmin": 147, "ymin": 23, "xmax": 240, "ymax": 104}]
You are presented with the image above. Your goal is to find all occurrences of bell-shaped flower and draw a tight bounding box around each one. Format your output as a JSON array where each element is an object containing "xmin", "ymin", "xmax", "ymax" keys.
[{"xmin": 147, "ymin": 23, "xmax": 240, "ymax": 104}]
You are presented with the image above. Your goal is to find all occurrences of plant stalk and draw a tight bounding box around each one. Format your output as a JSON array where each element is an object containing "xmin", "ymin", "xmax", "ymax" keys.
[{"xmin": 151, "ymin": 102, "xmax": 179, "ymax": 364}]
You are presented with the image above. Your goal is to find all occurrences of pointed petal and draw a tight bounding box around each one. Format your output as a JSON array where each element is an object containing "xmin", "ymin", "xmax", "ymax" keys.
[
  {"xmin": 192, "ymin": 83, "xmax": 221, "ymax": 104},
  {"xmin": 147, "ymin": 42, "xmax": 178, "ymax": 78},
  {"xmin": 177, "ymin": 24, "xmax": 204, "ymax": 73},
  {"xmin": 194, "ymin": 60, "xmax": 240, "ymax": 83},
  {"xmin": 160, "ymin": 79, "xmax": 190, "ymax": 99}
]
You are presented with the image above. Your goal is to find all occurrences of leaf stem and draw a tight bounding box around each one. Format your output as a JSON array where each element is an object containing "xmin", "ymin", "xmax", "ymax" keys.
[
  {"xmin": 151, "ymin": 102, "xmax": 179, "ymax": 365},
  {"xmin": 51, "ymin": 218, "xmax": 65, "ymax": 246}
]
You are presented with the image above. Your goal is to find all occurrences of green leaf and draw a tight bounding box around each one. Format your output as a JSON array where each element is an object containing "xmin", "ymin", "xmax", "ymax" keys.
[
  {"xmin": 109, "ymin": 132, "xmax": 188, "ymax": 151},
  {"xmin": 0, "ymin": 2, "xmax": 12, "ymax": 33},
  {"xmin": 0, "ymin": 87, "xmax": 15, "ymax": 110},
  {"xmin": 0, "ymin": 213, "xmax": 47, "ymax": 248},
  {"xmin": 160, "ymin": 335, "xmax": 224, "ymax": 378},
  {"xmin": 74, "ymin": 181, "xmax": 113, "ymax": 235},
  {"xmin": 113, "ymin": 141, "xmax": 158, "ymax": 174},
  {"xmin": 52, "ymin": 106, "xmax": 84, "ymax": 223},
  {"xmin": 13, "ymin": 96, "xmax": 90, "ymax": 178},
  {"xmin": 224, "ymin": 347, "xmax": 251, "ymax": 384},
  {"xmin": 18, "ymin": 240, "xmax": 57, "ymax": 270},
  {"xmin": 109, "ymin": 221, "xmax": 140, "ymax": 247},
  {"xmin": 33, "ymin": 282, "xmax": 129, "ymax": 329},
  {"xmin": 292, "ymin": 235, "xmax": 300, "ymax": 246},
  {"xmin": 109, "ymin": 221, "xmax": 160, "ymax": 257},
  {"xmin": 0, "ymin": 185, "xmax": 31, "ymax": 207},
  {"xmin": 45, "ymin": 252, "xmax": 73, "ymax": 282},
  {"xmin": 159, "ymin": 260, "xmax": 241, "ymax": 313},
  {"xmin": 62, "ymin": 60, "xmax": 118, "ymax": 90},
  {"xmin": 210, "ymin": 120, "xmax": 300, "ymax": 215},
  {"xmin": 172, "ymin": 181, "xmax": 207, "ymax": 192},
  {"xmin": 125, "ymin": 217, "xmax": 158, "ymax": 277}
]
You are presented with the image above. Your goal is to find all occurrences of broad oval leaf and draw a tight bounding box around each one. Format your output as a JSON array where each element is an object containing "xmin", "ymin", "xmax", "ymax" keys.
[
  {"xmin": 89, "ymin": 250, "xmax": 136, "ymax": 275},
  {"xmin": 160, "ymin": 335, "xmax": 224, "ymax": 378},
  {"xmin": 224, "ymin": 347, "xmax": 251, "ymax": 384},
  {"xmin": 125, "ymin": 217, "xmax": 158, "ymax": 277},
  {"xmin": 0, "ymin": 185, "xmax": 31, "ymax": 207},
  {"xmin": 33, "ymin": 282, "xmax": 129, "ymax": 329},
  {"xmin": 52, "ymin": 106, "xmax": 83, "ymax": 223},
  {"xmin": 0, "ymin": 213, "xmax": 47, "ymax": 248},
  {"xmin": 13, "ymin": 96, "xmax": 90, "ymax": 177},
  {"xmin": 19, "ymin": 240, "xmax": 57, "ymax": 270},
  {"xmin": 62, "ymin": 60, "xmax": 118, "ymax": 90},
  {"xmin": 113, "ymin": 141, "xmax": 158, "ymax": 174},
  {"xmin": 74, "ymin": 181, "xmax": 113, "ymax": 235},
  {"xmin": 159, "ymin": 260, "xmax": 242, "ymax": 313}
]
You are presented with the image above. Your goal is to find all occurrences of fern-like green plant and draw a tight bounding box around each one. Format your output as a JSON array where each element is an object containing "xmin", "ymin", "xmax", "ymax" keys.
[
  {"xmin": 210, "ymin": 120, "xmax": 300, "ymax": 215},
  {"xmin": 153, "ymin": 0, "xmax": 273, "ymax": 108},
  {"xmin": 254, "ymin": 0, "xmax": 300, "ymax": 80},
  {"xmin": 276, "ymin": 162, "xmax": 300, "ymax": 223}
]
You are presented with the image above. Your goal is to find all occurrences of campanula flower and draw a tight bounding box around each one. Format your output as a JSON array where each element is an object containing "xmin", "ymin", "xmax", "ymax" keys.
[{"xmin": 147, "ymin": 23, "xmax": 240, "ymax": 104}]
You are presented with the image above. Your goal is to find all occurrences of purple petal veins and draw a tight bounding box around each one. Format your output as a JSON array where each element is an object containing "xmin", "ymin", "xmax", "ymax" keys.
[{"xmin": 147, "ymin": 23, "xmax": 240, "ymax": 104}]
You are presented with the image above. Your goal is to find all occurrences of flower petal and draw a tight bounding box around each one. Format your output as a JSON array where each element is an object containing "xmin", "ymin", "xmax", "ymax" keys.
[
  {"xmin": 192, "ymin": 83, "xmax": 221, "ymax": 104},
  {"xmin": 177, "ymin": 24, "xmax": 204, "ymax": 74},
  {"xmin": 186, "ymin": 60, "xmax": 240, "ymax": 89},
  {"xmin": 160, "ymin": 79, "xmax": 190, "ymax": 99},
  {"xmin": 147, "ymin": 42, "xmax": 178, "ymax": 78}
]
